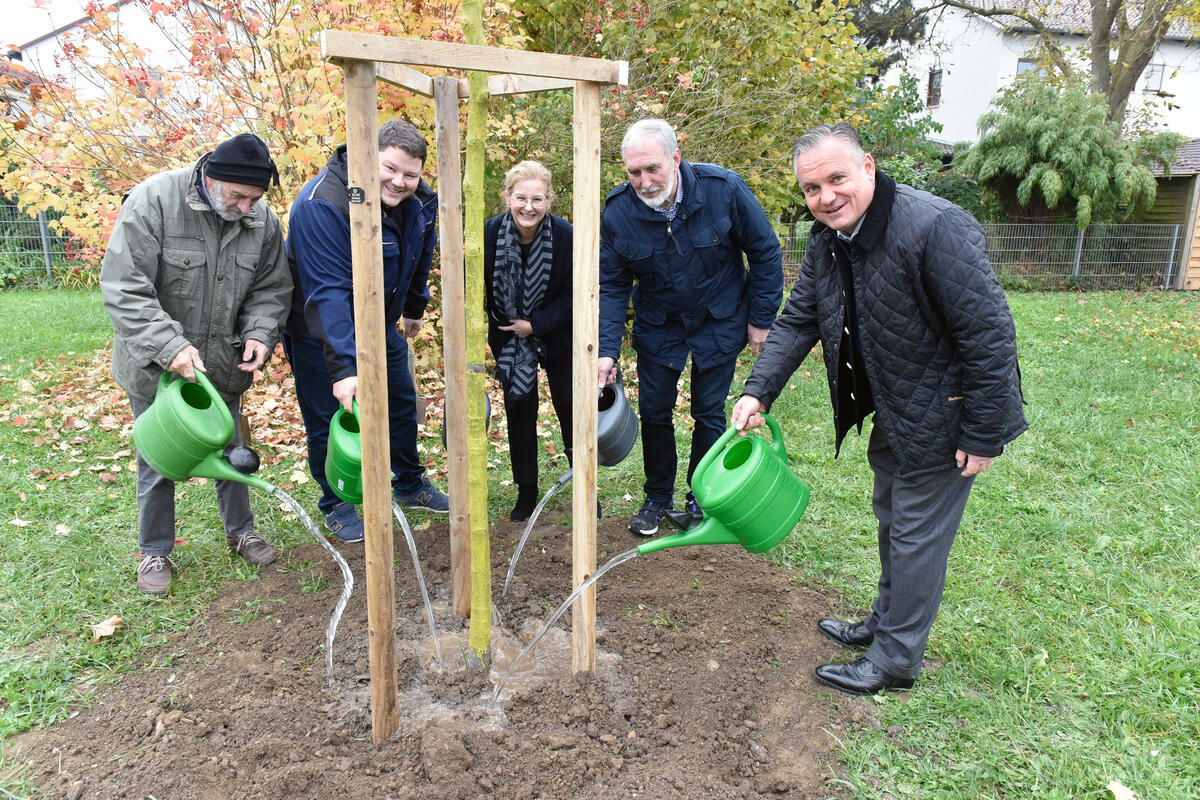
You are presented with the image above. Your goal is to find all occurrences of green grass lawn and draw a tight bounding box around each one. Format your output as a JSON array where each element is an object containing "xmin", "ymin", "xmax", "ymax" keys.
[
  {"xmin": 760, "ymin": 291, "xmax": 1200, "ymax": 798},
  {"xmin": 1, "ymin": 288, "xmax": 1198, "ymax": 798}
]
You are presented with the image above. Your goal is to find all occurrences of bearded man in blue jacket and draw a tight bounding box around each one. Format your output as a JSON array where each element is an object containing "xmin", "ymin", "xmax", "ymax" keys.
[
  {"xmin": 597, "ymin": 118, "xmax": 784, "ymax": 536},
  {"xmin": 284, "ymin": 119, "xmax": 449, "ymax": 543}
]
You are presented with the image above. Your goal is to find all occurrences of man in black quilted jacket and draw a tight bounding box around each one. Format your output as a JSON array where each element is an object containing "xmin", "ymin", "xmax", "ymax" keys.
[{"xmin": 731, "ymin": 122, "xmax": 1026, "ymax": 697}]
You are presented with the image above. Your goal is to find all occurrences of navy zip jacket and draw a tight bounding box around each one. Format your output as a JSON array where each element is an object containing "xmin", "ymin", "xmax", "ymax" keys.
[
  {"xmin": 599, "ymin": 160, "xmax": 783, "ymax": 370},
  {"xmin": 285, "ymin": 145, "xmax": 438, "ymax": 381}
]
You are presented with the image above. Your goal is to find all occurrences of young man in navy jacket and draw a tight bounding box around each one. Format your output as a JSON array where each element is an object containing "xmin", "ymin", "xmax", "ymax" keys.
[{"xmin": 284, "ymin": 119, "xmax": 449, "ymax": 542}]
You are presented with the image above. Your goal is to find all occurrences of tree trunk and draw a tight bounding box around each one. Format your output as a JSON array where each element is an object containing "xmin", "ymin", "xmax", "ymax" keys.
[{"xmin": 462, "ymin": 0, "xmax": 492, "ymax": 661}]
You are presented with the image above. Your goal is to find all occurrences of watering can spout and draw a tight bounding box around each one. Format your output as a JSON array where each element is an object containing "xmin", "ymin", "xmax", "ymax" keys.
[
  {"xmin": 193, "ymin": 452, "xmax": 273, "ymax": 492},
  {"xmin": 636, "ymin": 516, "xmax": 739, "ymax": 555}
]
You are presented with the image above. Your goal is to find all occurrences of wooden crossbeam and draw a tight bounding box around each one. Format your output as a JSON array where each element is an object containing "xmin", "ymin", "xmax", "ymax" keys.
[
  {"xmin": 322, "ymin": 31, "xmax": 627, "ymax": 84},
  {"xmin": 376, "ymin": 62, "xmax": 576, "ymax": 98}
]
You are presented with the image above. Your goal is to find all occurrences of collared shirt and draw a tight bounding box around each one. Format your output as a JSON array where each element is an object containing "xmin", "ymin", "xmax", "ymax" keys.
[
  {"xmin": 651, "ymin": 169, "xmax": 684, "ymax": 222},
  {"xmin": 836, "ymin": 213, "xmax": 866, "ymax": 243}
]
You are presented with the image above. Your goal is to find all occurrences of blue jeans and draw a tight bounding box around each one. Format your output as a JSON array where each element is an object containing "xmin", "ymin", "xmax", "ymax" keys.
[
  {"xmin": 283, "ymin": 328, "xmax": 426, "ymax": 515},
  {"xmin": 634, "ymin": 353, "xmax": 738, "ymax": 507}
]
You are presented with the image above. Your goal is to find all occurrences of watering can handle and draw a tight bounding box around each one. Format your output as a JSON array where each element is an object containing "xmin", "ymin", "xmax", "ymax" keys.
[
  {"xmin": 693, "ymin": 412, "xmax": 785, "ymax": 488},
  {"xmin": 763, "ymin": 413, "xmax": 786, "ymax": 460},
  {"xmin": 691, "ymin": 424, "xmax": 740, "ymax": 490},
  {"xmin": 160, "ymin": 369, "xmax": 235, "ymax": 444},
  {"xmin": 598, "ymin": 365, "xmax": 623, "ymax": 396}
]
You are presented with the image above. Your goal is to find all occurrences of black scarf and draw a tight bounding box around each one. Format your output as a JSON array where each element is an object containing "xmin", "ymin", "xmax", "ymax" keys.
[{"xmin": 492, "ymin": 211, "xmax": 553, "ymax": 400}]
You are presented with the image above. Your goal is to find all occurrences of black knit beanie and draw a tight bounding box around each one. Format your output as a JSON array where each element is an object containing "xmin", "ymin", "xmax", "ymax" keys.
[{"xmin": 205, "ymin": 133, "xmax": 279, "ymax": 191}]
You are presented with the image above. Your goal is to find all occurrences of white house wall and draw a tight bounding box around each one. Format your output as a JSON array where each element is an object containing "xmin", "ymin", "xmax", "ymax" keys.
[
  {"xmin": 17, "ymin": 4, "xmax": 188, "ymax": 103},
  {"xmin": 896, "ymin": 7, "xmax": 1200, "ymax": 143}
]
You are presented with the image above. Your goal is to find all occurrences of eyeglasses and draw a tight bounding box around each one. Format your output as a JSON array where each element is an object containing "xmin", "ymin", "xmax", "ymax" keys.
[{"xmin": 511, "ymin": 194, "xmax": 547, "ymax": 208}]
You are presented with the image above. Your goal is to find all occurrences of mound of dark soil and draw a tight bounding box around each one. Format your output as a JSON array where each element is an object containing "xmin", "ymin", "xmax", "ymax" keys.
[{"xmin": 11, "ymin": 508, "xmax": 880, "ymax": 799}]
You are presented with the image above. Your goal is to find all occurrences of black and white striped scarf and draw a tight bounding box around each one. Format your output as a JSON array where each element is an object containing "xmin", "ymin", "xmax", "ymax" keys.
[{"xmin": 493, "ymin": 211, "xmax": 553, "ymax": 401}]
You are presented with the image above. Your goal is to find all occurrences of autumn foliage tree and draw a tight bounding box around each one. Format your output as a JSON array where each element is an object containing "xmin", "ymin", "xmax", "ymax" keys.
[
  {"xmin": 502, "ymin": 0, "xmax": 876, "ymax": 220},
  {"xmin": 0, "ymin": 0, "xmax": 522, "ymax": 265}
]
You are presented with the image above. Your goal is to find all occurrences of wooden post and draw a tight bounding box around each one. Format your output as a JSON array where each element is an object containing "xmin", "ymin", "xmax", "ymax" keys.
[
  {"xmin": 570, "ymin": 80, "xmax": 602, "ymax": 673},
  {"xmin": 433, "ymin": 76, "xmax": 472, "ymax": 615},
  {"xmin": 343, "ymin": 59, "xmax": 399, "ymax": 745}
]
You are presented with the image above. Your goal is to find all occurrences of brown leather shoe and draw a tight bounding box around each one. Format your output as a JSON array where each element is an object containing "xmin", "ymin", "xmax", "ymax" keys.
[
  {"xmin": 136, "ymin": 554, "xmax": 175, "ymax": 595},
  {"xmin": 227, "ymin": 531, "xmax": 277, "ymax": 566}
]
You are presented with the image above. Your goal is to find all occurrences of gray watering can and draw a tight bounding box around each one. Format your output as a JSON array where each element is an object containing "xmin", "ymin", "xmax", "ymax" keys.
[
  {"xmin": 597, "ymin": 368, "xmax": 637, "ymax": 467},
  {"xmin": 441, "ymin": 391, "xmax": 492, "ymax": 449}
]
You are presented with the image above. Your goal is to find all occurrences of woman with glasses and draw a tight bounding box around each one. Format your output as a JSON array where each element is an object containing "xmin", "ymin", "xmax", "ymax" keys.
[{"xmin": 485, "ymin": 161, "xmax": 577, "ymax": 521}]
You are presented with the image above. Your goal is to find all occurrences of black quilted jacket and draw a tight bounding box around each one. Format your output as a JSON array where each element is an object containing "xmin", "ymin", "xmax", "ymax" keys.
[{"xmin": 743, "ymin": 172, "xmax": 1026, "ymax": 478}]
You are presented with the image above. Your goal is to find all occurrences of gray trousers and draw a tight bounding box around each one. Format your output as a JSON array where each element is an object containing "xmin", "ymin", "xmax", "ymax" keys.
[
  {"xmin": 862, "ymin": 421, "xmax": 975, "ymax": 679},
  {"xmin": 129, "ymin": 392, "xmax": 254, "ymax": 557}
]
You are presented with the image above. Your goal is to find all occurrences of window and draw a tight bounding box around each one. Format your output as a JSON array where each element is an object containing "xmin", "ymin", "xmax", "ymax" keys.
[
  {"xmin": 927, "ymin": 68, "xmax": 942, "ymax": 107},
  {"xmin": 1016, "ymin": 58, "xmax": 1043, "ymax": 76},
  {"xmin": 1143, "ymin": 63, "xmax": 1165, "ymax": 93}
]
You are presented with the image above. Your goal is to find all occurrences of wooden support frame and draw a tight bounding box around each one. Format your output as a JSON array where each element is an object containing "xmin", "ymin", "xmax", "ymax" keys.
[
  {"xmin": 341, "ymin": 58, "xmax": 399, "ymax": 744},
  {"xmin": 323, "ymin": 31, "xmax": 625, "ymax": 744}
]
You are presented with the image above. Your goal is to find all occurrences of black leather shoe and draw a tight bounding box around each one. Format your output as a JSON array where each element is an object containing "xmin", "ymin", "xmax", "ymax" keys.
[
  {"xmin": 817, "ymin": 618, "xmax": 874, "ymax": 649},
  {"xmin": 814, "ymin": 656, "xmax": 914, "ymax": 696}
]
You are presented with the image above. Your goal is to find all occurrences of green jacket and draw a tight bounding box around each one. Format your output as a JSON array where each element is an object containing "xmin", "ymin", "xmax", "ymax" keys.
[{"xmin": 100, "ymin": 155, "xmax": 292, "ymax": 401}]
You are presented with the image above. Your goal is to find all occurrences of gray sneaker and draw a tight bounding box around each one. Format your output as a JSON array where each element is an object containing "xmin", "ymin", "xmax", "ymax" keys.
[
  {"xmin": 136, "ymin": 554, "xmax": 175, "ymax": 595},
  {"xmin": 394, "ymin": 476, "xmax": 450, "ymax": 513}
]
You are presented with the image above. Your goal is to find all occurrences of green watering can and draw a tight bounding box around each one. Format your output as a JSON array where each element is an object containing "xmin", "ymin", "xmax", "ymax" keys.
[
  {"xmin": 325, "ymin": 401, "xmax": 363, "ymax": 505},
  {"xmin": 637, "ymin": 413, "xmax": 809, "ymax": 555},
  {"xmin": 132, "ymin": 370, "xmax": 270, "ymax": 491}
]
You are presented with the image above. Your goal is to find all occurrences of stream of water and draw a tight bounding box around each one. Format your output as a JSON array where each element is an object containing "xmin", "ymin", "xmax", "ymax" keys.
[
  {"xmin": 270, "ymin": 486, "xmax": 354, "ymax": 679},
  {"xmin": 492, "ymin": 546, "xmax": 640, "ymax": 699},
  {"xmin": 502, "ymin": 468, "xmax": 573, "ymax": 597},
  {"xmin": 392, "ymin": 501, "xmax": 444, "ymax": 670}
]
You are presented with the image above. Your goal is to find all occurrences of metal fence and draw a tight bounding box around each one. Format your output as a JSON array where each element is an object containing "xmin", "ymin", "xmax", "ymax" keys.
[
  {"xmin": 1, "ymin": 201, "xmax": 1187, "ymax": 290},
  {"xmin": 779, "ymin": 221, "xmax": 1185, "ymax": 290},
  {"xmin": 0, "ymin": 203, "xmax": 73, "ymax": 278}
]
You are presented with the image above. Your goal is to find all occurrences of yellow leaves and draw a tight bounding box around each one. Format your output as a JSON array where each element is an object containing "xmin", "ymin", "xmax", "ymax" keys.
[{"xmin": 1, "ymin": 0, "xmax": 517, "ymax": 262}]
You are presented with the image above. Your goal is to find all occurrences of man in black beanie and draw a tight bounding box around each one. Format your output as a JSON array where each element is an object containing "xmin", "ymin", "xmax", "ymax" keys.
[{"xmin": 100, "ymin": 133, "xmax": 293, "ymax": 595}]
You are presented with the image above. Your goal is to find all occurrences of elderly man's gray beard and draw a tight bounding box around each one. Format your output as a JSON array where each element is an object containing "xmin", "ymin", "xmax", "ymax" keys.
[
  {"xmin": 635, "ymin": 170, "xmax": 677, "ymax": 210},
  {"xmin": 207, "ymin": 180, "xmax": 248, "ymax": 222}
]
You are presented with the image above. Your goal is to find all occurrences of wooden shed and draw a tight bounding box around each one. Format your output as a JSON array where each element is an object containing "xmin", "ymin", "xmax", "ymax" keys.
[{"xmin": 1141, "ymin": 138, "xmax": 1200, "ymax": 289}]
